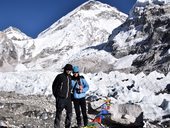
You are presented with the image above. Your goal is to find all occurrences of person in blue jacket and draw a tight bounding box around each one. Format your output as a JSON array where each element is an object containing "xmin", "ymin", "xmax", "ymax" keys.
[{"xmin": 71, "ymin": 66, "xmax": 89, "ymax": 128}]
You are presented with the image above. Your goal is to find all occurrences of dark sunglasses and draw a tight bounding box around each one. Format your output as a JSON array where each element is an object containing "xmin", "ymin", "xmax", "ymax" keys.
[{"xmin": 73, "ymin": 72, "xmax": 78, "ymax": 74}]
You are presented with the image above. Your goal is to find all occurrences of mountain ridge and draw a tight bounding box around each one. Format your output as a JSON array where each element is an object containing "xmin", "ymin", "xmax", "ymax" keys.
[{"xmin": 0, "ymin": 0, "xmax": 127, "ymax": 72}]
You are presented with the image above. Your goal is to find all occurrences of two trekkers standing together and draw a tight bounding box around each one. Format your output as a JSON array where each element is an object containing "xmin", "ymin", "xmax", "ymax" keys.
[{"xmin": 52, "ymin": 64, "xmax": 89, "ymax": 128}]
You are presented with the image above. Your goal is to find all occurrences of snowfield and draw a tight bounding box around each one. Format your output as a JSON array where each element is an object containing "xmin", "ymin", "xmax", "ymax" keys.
[{"xmin": 0, "ymin": 69, "xmax": 170, "ymax": 122}]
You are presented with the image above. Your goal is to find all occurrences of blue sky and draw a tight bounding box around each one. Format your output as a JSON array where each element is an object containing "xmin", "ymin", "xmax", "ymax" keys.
[{"xmin": 0, "ymin": 0, "xmax": 136, "ymax": 38}]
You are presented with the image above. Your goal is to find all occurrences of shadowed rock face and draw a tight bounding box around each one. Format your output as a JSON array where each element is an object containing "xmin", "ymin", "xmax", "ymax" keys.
[
  {"xmin": 108, "ymin": 4, "xmax": 170, "ymax": 75},
  {"xmin": 131, "ymin": 7, "xmax": 170, "ymax": 75}
]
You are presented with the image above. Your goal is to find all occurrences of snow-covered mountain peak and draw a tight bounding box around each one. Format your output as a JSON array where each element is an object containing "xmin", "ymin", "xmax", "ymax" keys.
[
  {"xmin": 14, "ymin": 0, "xmax": 128, "ymax": 72},
  {"xmin": 0, "ymin": 1, "xmax": 128, "ymax": 73},
  {"xmin": 38, "ymin": 0, "xmax": 127, "ymax": 38},
  {"xmin": 3, "ymin": 26, "xmax": 31, "ymax": 40},
  {"xmin": 79, "ymin": 0, "xmax": 122, "ymax": 13}
]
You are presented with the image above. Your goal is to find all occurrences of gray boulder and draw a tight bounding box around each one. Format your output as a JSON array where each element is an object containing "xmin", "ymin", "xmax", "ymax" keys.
[{"xmin": 88, "ymin": 100, "xmax": 143, "ymax": 127}]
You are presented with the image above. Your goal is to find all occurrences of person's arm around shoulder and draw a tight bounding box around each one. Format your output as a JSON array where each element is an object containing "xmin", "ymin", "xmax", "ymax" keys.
[
  {"xmin": 71, "ymin": 79, "xmax": 76, "ymax": 89},
  {"xmin": 80, "ymin": 76, "xmax": 89, "ymax": 93}
]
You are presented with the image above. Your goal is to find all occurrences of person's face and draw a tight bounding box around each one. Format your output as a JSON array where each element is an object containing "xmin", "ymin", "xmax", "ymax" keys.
[
  {"xmin": 66, "ymin": 70, "xmax": 72, "ymax": 75},
  {"xmin": 73, "ymin": 72, "xmax": 79, "ymax": 77}
]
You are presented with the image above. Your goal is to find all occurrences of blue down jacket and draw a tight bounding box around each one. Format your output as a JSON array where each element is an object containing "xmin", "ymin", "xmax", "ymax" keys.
[{"xmin": 71, "ymin": 76, "xmax": 89, "ymax": 99}]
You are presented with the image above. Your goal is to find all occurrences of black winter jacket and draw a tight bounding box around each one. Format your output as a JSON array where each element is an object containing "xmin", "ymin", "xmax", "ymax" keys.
[{"xmin": 52, "ymin": 72, "xmax": 72, "ymax": 99}]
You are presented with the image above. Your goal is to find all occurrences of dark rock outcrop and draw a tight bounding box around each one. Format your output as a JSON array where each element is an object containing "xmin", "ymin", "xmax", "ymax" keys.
[{"xmin": 107, "ymin": 4, "xmax": 170, "ymax": 75}]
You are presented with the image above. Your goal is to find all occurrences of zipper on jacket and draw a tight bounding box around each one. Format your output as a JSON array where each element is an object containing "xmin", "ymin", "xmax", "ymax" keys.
[
  {"xmin": 66, "ymin": 76, "xmax": 69, "ymax": 98},
  {"xmin": 60, "ymin": 82, "xmax": 63, "ymax": 91}
]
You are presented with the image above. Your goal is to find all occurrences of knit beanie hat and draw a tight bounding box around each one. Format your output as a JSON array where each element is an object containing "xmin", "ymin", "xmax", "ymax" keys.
[{"xmin": 73, "ymin": 66, "xmax": 79, "ymax": 73}]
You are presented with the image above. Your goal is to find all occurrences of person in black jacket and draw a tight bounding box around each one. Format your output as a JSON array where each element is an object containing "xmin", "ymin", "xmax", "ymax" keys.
[{"xmin": 52, "ymin": 64, "xmax": 73, "ymax": 128}]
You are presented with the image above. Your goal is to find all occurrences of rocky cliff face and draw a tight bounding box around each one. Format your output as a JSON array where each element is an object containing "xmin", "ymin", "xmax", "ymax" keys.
[
  {"xmin": 0, "ymin": 32, "xmax": 18, "ymax": 71},
  {"xmin": 108, "ymin": 3, "xmax": 170, "ymax": 75}
]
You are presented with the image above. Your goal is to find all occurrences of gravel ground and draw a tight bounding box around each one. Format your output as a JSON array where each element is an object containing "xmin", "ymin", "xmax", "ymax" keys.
[
  {"xmin": 0, "ymin": 91, "xmax": 168, "ymax": 128},
  {"xmin": 0, "ymin": 91, "xmax": 78, "ymax": 128}
]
